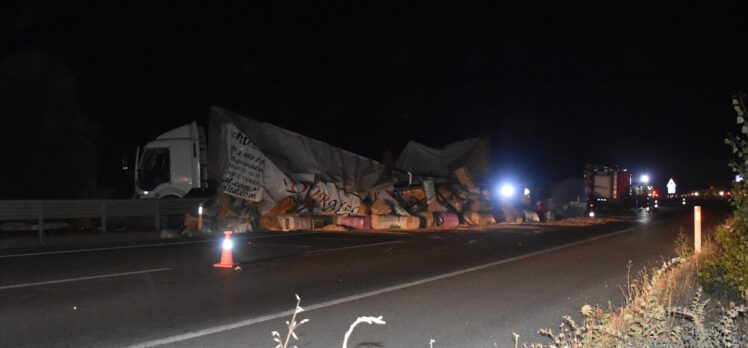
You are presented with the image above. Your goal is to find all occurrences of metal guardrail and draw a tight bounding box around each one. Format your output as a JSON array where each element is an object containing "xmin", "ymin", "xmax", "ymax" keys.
[{"xmin": 0, "ymin": 198, "xmax": 207, "ymax": 242}]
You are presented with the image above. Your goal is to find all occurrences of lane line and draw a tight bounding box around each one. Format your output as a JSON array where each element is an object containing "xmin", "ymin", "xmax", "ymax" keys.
[
  {"xmin": 250, "ymin": 242, "xmax": 314, "ymax": 248},
  {"xmin": 304, "ymin": 240, "xmax": 407, "ymax": 254},
  {"xmin": 129, "ymin": 226, "xmax": 636, "ymax": 347},
  {"xmin": 0, "ymin": 268, "xmax": 172, "ymax": 290},
  {"xmin": 0, "ymin": 232, "xmax": 315, "ymax": 258}
]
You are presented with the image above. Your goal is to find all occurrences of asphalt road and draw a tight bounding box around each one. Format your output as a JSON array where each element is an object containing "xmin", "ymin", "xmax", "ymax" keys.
[{"xmin": 0, "ymin": 204, "xmax": 728, "ymax": 347}]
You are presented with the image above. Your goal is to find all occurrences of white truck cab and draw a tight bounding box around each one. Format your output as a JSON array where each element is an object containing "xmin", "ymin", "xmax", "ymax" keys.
[{"xmin": 135, "ymin": 122, "xmax": 208, "ymax": 199}]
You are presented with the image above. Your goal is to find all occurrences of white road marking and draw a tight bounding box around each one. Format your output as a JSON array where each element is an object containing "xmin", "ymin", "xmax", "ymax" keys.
[
  {"xmin": 304, "ymin": 240, "xmax": 407, "ymax": 254},
  {"xmin": 250, "ymin": 242, "xmax": 314, "ymax": 248},
  {"xmin": 129, "ymin": 226, "xmax": 636, "ymax": 347},
  {"xmin": 0, "ymin": 268, "xmax": 172, "ymax": 290},
  {"xmin": 0, "ymin": 232, "xmax": 315, "ymax": 258}
]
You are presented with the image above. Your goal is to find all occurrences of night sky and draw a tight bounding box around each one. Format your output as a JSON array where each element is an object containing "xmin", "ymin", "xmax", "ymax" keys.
[{"xmin": 4, "ymin": 1, "xmax": 747, "ymax": 194}]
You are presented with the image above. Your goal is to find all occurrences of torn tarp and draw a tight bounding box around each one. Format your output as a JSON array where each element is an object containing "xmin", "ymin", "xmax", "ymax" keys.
[
  {"xmin": 395, "ymin": 137, "xmax": 491, "ymax": 180},
  {"xmin": 208, "ymin": 107, "xmax": 385, "ymax": 212}
]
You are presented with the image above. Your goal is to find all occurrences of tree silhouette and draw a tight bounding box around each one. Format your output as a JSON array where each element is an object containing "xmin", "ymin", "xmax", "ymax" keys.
[{"xmin": 0, "ymin": 50, "xmax": 98, "ymax": 199}]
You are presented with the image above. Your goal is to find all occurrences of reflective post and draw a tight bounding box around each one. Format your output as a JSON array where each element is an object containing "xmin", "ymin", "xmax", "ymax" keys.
[
  {"xmin": 198, "ymin": 203, "xmax": 204, "ymax": 230},
  {"xmin": 694, "ymin": 206, "xmax": 702, "ymax": 253}
]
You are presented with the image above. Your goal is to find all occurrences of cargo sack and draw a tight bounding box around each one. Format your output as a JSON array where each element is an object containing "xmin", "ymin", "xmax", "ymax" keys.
[
  {"xmin": 435, "ymin": 212, "xmax": 460, "ymax": 228},
  {"xmin": 454, "ymin": 167, "xmax": 477, "ymax": 190},
  {"xmin": 499, "ymin": 204, "xmax": 523, "ymax": 223},
  {"xmin": 468, "ymin": 200, "xmax": 493, "ymax": 212},
  {"xmin": 371, "ymin": 199, "xmax": 392, "ymax": 215},
  {"xmin": 427, "ymin": 200, "xmax": 448, "ymax": 212},
  {"xmin": 338, "ymin": 216, "xmax": 371, "ymax": 229},
  {"xmin": 183, "ymin": 213, "xmax": 201, "ymax": 230},
  {"xmin": 523, "ymin": 210, "xmax": 540, "ymax": 223},
  {"xmin": 437, "ymin": 186, "xmax": 454, "ymax": 200},
  {"xmin": 464, "ymin": 212, "xmax": 497, "ymax": 226},
  {"xmin": 371, "ymin": 215, "xmax": 420, "ymax": 230},
  {"xmin": 311, "ymin": 216, "xmax": 333, "ymax": 229},
  {"xmin": 355, "ymin": 202, "xmax": 372, "ymax": 216},
  {"xmin": 269, "ymin": 196, "xmax": 298, "ymax": 215},
  {"xmin": 277, "ymin": 214, "xmax": 312, "ymax": 231}
]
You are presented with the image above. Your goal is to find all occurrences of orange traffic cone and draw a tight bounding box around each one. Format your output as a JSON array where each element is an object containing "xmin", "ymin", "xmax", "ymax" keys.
[{"xmin": 214, "ymin": 231, "xmax": 237, "ymax": 268}]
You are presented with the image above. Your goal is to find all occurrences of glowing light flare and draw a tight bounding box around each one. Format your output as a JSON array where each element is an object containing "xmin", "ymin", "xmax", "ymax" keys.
[
  {"xmin": 588, "ymin": 211, "xmax": 595, "ymax": 218},
  {"xmin": 222, "ymin": 238, "xmax": 233, "ymax": 250},
  {"xmin": 198, "ymin": 204, "xmax": 203, "ymax": 215},
  {"xmin": 719, "ymin": 191, "xmax": 725, "ymax": 196},
  {"xmin": 499, "ymin": 184, "xmax": 515, "ymax": 198},
  {"xmin": 640, "ymin": 175, "xmax": 650, "ymax": 184}
]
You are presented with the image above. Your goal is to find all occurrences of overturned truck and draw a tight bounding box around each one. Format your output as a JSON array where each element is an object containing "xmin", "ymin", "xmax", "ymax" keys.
[{"xmin": 137, "ymin": 106, "xmax": 499, "ymax": 234}]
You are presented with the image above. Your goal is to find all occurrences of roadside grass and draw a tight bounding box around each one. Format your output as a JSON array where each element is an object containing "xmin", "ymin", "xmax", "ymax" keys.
[{"xmin": 516, "ymin": 226, "xmax": 748, "ymax": 348}]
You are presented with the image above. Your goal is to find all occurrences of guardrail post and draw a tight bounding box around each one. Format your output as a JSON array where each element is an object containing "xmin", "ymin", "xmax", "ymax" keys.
[
  {"xmin": 38, "ymin": 201, "xmax": 44, "ymax": 244},
  {"xmin": 101, "ymin": 201, "xmax": 107, "ymax": 234},
  {"xmin": 154, "ymin": 200, "xmax": 160, "ymax": 231},
  {"xmin": 694, "ymin": 206, "xmax": 702, "ymax": 253}
]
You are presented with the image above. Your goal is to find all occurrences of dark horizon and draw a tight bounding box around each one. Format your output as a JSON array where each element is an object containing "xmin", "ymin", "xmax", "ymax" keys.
[{"xmin": 3, "ymin": 1, "xmax": 746, "ymax": 196}]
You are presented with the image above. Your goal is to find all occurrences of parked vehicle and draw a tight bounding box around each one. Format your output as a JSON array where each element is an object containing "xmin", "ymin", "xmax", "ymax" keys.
[{"xmin": 584, "ymin": 164, "xmax": 632, "ymax": 215}]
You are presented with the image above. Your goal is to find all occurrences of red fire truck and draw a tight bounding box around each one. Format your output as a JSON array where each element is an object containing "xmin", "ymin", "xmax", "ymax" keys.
[{"xmin": 584, "ymin": 164, "xmax": 633, "ymax": 216}]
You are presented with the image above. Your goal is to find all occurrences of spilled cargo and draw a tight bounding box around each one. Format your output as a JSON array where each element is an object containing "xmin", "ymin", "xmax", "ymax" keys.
[{"xmin": 132, "ymin": 106, "xmax": 575, "ymax": 236}]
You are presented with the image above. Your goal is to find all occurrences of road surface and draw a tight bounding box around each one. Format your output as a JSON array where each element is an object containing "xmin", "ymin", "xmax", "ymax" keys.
[{"xmin": 0, "ymin": 204, "xmax": 727, "ymax": 347}]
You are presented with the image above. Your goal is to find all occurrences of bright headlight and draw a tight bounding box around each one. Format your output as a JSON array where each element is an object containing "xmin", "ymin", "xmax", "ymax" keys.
[{"xmin": 499, "ymin": 184, "xmax": 515, "ymax": 198}]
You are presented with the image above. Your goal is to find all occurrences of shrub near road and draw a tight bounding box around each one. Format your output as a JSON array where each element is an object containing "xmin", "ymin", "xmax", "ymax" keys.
[
  {"xmin": 518, "ymin": 241, "xmax": 747, "ymax": 347},
  {"xmin": 700, "ymin": 92, "xmax": 748, "ymax": 296}
]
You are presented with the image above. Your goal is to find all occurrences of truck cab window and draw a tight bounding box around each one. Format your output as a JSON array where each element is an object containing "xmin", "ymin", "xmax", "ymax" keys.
[{"xmin": 137, "ymin": 148, "xmax": 171, "ymax": 191}]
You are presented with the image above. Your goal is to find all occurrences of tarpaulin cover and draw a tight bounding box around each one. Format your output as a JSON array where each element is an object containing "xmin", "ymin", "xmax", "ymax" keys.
[
  {"xmin": 208, "ymin": 107, "xmax": 385, "ymax": 206},
  {"xmin": 395, "ymin": 137, "xmax": 491, "ymax": 179}
]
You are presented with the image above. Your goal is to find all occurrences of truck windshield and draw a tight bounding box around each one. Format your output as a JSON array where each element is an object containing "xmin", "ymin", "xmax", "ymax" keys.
[{"xmin": 137, "ymin": 148, "xmax": 171, "ymax": 191}]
